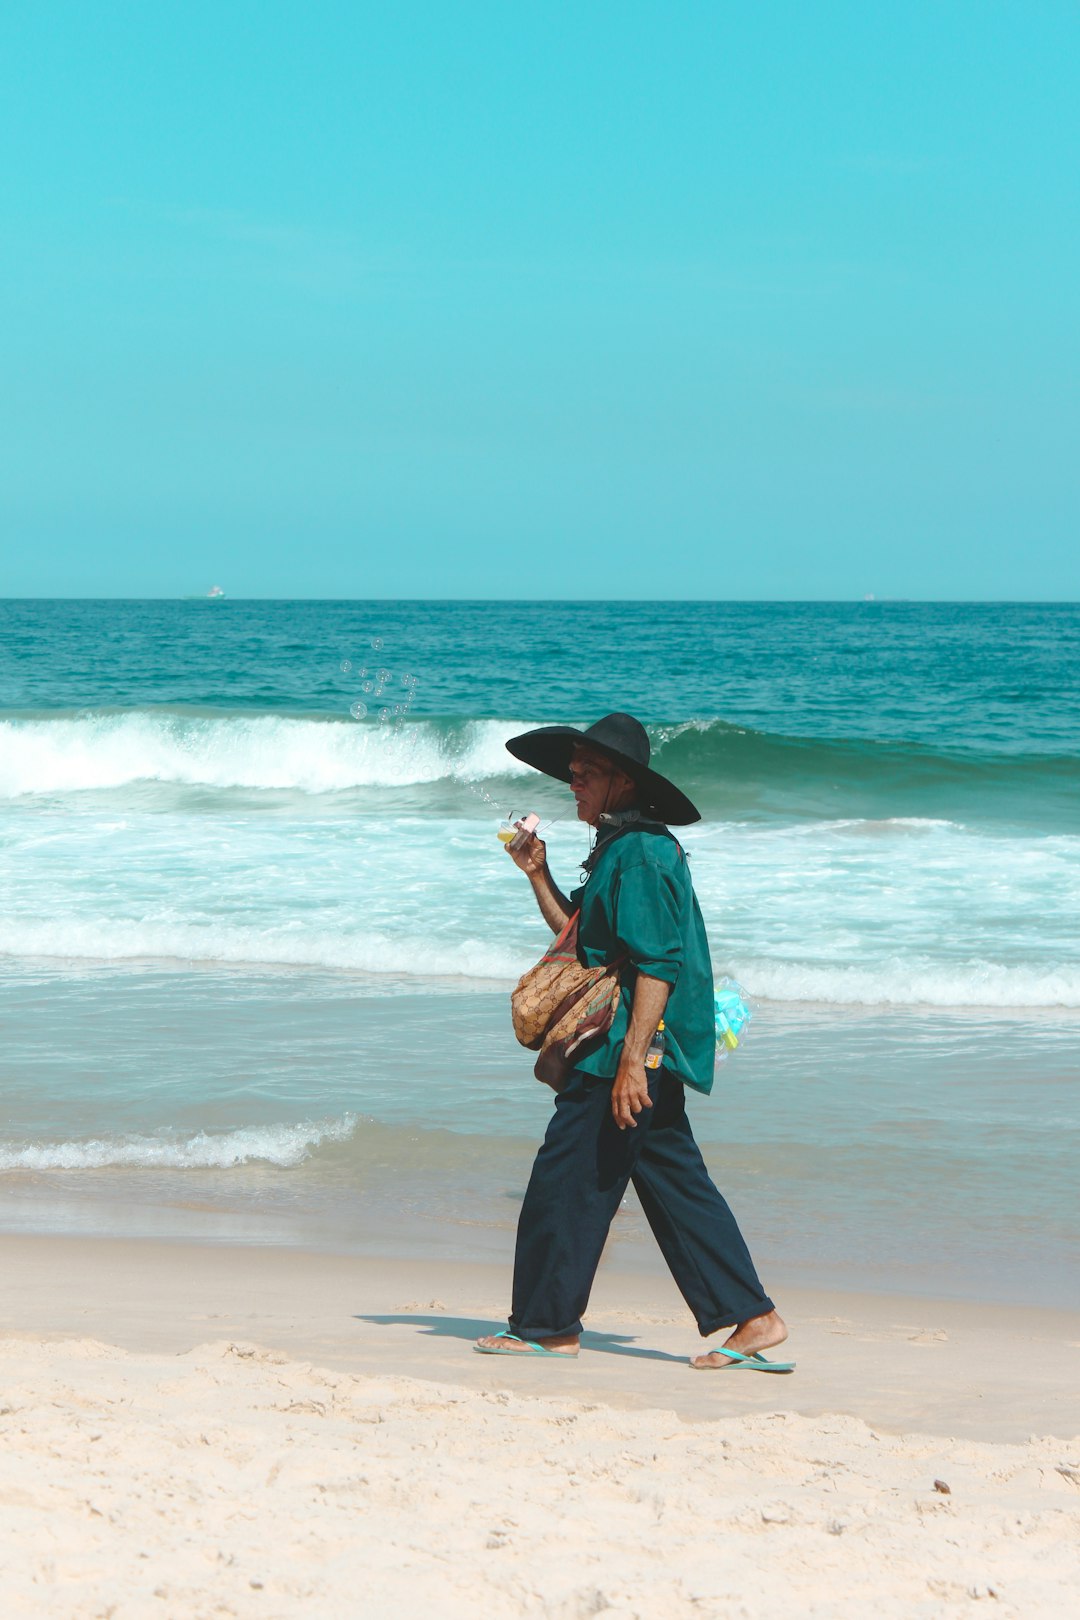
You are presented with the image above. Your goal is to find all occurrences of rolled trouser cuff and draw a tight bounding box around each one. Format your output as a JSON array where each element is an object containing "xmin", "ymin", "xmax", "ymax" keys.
[
  {"xmin": 507, "ymin": 1316, "xmax": 583, "ymax": 1341},
  {"xmin": 697, "ymin": 1297, "xmax": 775, "ymax": 1337}
]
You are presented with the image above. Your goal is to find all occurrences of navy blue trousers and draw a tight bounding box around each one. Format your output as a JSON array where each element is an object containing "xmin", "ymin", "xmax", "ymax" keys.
[{"xmin": 509, "ymin": 1068, "xmax": 774, "ymax": 1341}]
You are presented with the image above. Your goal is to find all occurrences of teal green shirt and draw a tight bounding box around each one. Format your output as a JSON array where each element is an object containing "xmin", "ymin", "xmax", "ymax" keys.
[{"xmin": 569, "ymin": 823, "xmax": 716, "ymax": 1095}]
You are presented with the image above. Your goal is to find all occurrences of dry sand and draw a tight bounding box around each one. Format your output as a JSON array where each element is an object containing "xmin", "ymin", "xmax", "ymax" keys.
[{"xmin": 2, "ymin": 1236, "xmax": 1078, "ymax": 1617}]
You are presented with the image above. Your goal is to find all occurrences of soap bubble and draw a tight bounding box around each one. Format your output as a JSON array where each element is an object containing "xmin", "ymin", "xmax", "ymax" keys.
[
  {"xmin": 378, "ymin": 707, "xmax": 392, "ymax": 723},
  {"xmin": 373, "ymin": 684, "xmax": 385, "ymax": 698},
  {"xmin": 370, "ymin": 636, "xmax": 384, "ymax": 651},
  {"xmin": 358, "ymin": 665, "xmax": 368, "ymax": 678},
  {"xmin": 378, "ymin": 668, "xmax": 392, "ymax": 684},
  {"xmin": 340, "ymin": 659, "xmax": 352, "ymax": 673},
  {"xmin": 401, "ymin": 672, "xmax": 416, "ymax": 687},
  {"xmin": 393, "ymin": 704, "xmax": 404, "ymax": 716},
  {"xmin": 361, "ymin": 680, "xmax": 374, "ymax": 694},
  {"xmin": 350, "ymin": 701, "xmax": 368, "ymax": 720}
]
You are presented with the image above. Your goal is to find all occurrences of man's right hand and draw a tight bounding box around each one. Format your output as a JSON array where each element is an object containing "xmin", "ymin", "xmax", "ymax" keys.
[
  {"xmin": 511, "ymin": 828, "xmax": 572, "ymax": 932},
  {"xmin": 507, "ymin": 827, "xmax": 547, "ymax": 879}
]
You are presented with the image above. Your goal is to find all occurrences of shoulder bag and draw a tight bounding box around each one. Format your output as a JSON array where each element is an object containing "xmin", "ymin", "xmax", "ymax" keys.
[{"xmin": 510, "ymin": 910, "xmax": 623, "ymax": 1092}]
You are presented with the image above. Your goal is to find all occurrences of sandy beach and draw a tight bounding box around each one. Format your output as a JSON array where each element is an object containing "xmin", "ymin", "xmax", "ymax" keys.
[{"xmin": 2, "ymin": 1236, "xmax": 1078, "ymax": 1618}]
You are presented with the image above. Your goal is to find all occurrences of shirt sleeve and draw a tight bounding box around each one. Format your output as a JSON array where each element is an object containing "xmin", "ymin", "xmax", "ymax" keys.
[{"xmin": 612, "ymin": 858, "xmax": 684, "ymax": 985}]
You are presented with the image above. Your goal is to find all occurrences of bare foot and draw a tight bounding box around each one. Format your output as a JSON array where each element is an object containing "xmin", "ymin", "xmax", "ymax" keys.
[
  {"xmin": 474, "ymin": 1331, "xmax": 580, "ymax": 1356},
  {"xmin": 690, "ymin": 1309, "xmax": 788, "ymax": 1369}
]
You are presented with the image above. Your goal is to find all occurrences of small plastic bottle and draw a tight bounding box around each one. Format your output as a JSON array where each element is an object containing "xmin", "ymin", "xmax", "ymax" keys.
[{"xmin": 644, "ymin": 1019, "xmax": 666, "ymax": 1070}]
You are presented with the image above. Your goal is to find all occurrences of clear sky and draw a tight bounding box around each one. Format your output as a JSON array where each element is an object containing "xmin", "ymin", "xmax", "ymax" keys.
[{"xmin": 1, "ymin": 0, "xmax": 1077, "ymax": 599}]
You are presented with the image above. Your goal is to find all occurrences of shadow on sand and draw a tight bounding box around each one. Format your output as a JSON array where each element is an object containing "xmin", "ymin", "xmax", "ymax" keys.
[{"xmin": 356, "ymin": 1313, "xmax": 686, "ymax": 1364}]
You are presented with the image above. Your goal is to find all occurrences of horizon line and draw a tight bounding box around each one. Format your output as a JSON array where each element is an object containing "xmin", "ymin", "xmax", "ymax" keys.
[{"xmin": 3, "ymin": 596, "xmax": 1079, "ymax": 607}]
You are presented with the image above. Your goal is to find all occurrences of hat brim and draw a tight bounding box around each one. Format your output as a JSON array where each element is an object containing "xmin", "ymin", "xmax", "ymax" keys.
[{"xmin": 505, "ymin": 726, "xmax": 701, "ymax": 826}]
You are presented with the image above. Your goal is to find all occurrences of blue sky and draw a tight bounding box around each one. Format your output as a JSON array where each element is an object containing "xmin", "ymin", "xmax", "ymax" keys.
[{"xmin": 1, "ymin": 1, "xmax": 1077, "ymax": 599}]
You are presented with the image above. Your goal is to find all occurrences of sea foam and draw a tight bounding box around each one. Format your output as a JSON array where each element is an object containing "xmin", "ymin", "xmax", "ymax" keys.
[
  {"xmin": 0, "ymin": 919, "xmax": 523, "ymax": 984},
  {"xmin": 0, "ymin": 713, "xmax": 532, "ymax": 797},
  {"xmin": 0, "ymin": 1115, "xmax": 358, "ymax": 1171},
  {"xmin": 2, "ymin": 913, "xmax": 1076, "ymax": 1007},
  {"xmin": 732, "ymin": 958, "xmax": 1080, "ymax": 1010}
]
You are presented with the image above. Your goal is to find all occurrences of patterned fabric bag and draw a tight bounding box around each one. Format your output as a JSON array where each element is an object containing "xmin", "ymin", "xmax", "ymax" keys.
[{"xmin": 511, "ymin": 910, "xmax": 624, "ymax": 1091}]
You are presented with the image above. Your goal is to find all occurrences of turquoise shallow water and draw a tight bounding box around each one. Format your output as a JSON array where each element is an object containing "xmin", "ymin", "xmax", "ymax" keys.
[
  {"xmin": 0, "ymin": 600, "xmax": 1077, "ymax": 1303},
  {"xmin": 0, "ymin": 969, "xmax": 1074, "ymax": 1308}
]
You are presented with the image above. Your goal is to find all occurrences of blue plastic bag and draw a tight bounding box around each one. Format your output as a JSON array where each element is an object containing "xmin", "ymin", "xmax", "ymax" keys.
[{"xmin": 714, "ymin": 978, "xmax": 752, "ymax": 1064}]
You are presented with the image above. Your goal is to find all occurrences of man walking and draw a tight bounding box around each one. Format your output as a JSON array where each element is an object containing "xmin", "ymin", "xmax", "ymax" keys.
[{"xmin": 475, "ymin": 713, "xmax": 791, "ymax": 1371}]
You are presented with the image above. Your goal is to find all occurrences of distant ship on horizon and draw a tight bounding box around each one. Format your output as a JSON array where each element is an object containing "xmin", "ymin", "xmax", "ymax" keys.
[{"xmin": 206, "ymin": 585, "xmax": 226, "ymax": 599}]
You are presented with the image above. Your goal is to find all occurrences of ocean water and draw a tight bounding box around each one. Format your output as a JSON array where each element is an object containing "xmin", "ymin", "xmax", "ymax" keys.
[{"xmin": 1, "ymin": 599, "xmax": 1077, "ymax": 1306}]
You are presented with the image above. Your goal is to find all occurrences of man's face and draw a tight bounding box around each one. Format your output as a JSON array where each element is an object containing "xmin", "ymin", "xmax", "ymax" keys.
[{"xmin": 568, "ymin": 746, "xmax": 635, "ymax": 826}]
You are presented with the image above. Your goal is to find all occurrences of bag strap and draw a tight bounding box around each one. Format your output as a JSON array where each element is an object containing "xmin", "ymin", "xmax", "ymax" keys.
[{"xmin": 582, "ymin": 819, "xmax": 680, "ymax": 876}]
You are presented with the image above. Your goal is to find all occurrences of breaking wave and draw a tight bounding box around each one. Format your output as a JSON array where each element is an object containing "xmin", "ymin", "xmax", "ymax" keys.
[
  {"xmin": 729, "ymin": 958, "xmax": 1080, "ymax": 1010},
  {"xmin": 0, "ymin": 712, "xmax": 530, "ymax": 798},
  {"xmin": 0, "ymin": 1115, "xmax": 358, "ymax": 1172},
  {"xmin": 0, "ymin": 919, "xmax": 522, "ymax": 984},
  {"xmin": 1, "ymin": 912, "xmax": 1076, "ymax": 1007},
  {"xmin": 2, "ymin": 710, "xmax": 1075, "ymax": 828}
]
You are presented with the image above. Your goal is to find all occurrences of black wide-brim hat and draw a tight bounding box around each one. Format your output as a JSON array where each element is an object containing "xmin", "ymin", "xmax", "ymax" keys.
[{"xmin": 505, "ymin": 712, "xmax": 701, "ymax": 826}]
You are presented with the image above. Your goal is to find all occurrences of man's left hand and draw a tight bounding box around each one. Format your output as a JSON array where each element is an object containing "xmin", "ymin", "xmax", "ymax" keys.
[{"xmin": 611, "ymin": 1058, "xmax": 653, "ymax": 1130}]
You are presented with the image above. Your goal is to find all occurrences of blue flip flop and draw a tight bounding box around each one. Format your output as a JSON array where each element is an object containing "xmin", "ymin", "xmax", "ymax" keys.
[
  {"xmin": 474, "ymin": 1330, "xmax": 578, "ymax": 1358},
  {"xmin": 690, "ymin": 1347, "xmax": 795, "ymax": 1373}
]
